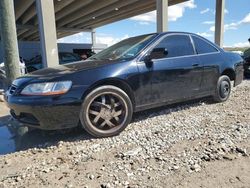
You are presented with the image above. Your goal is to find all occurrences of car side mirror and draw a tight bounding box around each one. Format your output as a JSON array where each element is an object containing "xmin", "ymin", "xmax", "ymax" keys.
[
  {"xmin": 150, "ymin": 48, "xmax": 168, "ymax": 60},
  {"xmin": 143, "ymin": 55, "xmax": 153, "ymax": 68}
]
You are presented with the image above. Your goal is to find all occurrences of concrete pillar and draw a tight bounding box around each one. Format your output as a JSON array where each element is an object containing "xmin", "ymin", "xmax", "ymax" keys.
[
  {"xmin": 156, "ymin": 0, "xmax": 168, "ymax": 33},
  {"xmin": 215, "ymin": 0, "xmax": 225, "ymax": 47},
  {"xmin": 0, "ymin": 0, "xmax": 21, "ymax": 86},
  {"xmin": 91, "ymin": 29, "xmax": 97, "ymax": 53},
  {"xmin": 36, "ymin": 0, "xmax": 59, "ymax": 68}
]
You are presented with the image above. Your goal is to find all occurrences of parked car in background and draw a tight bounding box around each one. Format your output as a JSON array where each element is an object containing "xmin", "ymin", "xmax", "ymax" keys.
[
  {"xmin": 243, "ymin": 47, "xmax": 250, "ymax": 77},
  {"xmin": 26, "ymin": 52, "xmax": 81, "ymax": 72},
  {"xmin": 4, "ymin": 32, "xmax": 244, "ymax": 138},
  {"xmin": 243, "ymin": 57, "xmax": 250, "ymax": 77}
]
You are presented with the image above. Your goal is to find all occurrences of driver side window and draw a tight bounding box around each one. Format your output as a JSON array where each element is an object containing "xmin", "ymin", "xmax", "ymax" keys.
[{"xmin": 154, "ymin": 35, "xmax": 195, "ymax": 58}]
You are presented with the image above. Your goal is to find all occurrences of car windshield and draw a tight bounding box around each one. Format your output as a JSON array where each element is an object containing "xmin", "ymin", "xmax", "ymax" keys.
[{"xmin": 89, "ymin": 34, "xmax": 157, "ymax": 61}]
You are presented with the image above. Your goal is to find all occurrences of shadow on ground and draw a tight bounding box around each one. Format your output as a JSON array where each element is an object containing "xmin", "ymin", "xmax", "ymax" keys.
[{"xmin": 0, "ymin": 97, "xmax": 211, "ymax": 155}]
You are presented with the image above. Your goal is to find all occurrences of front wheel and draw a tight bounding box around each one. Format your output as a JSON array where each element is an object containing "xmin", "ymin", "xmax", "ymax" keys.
[
  {"xmin": 80, "ymin": 85, "xmax": 133, "ymax": 138},
  {"xmin": 213, "ymin": 75, "xmax": 231, "ymax": 103}
]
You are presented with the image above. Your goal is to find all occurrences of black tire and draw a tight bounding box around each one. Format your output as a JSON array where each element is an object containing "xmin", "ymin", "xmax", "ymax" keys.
[
  {"xmin": 213, "ymin": 75, "xmax": 231, "ymax": 102},
  {"xmin": 80, "ymin": 85, "xmax": 133, "ymax": 138}
]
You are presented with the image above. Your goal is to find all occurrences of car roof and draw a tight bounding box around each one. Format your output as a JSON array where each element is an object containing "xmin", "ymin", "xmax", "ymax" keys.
[
  {"xmin": 134, "ymin": 31, "xmax": 210, "ymax": 40},
  {"xmin": 157, "ymin": 31, "xmax": 200, "ymax": 36},
  {"xmin": 124, "ymin": 32, "xmax": 200, "ymax": 41}
]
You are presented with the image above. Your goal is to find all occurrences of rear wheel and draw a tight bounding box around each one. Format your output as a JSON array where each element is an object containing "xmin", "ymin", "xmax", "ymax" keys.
[
  {"xmin": 213, "ymin": 75, "xmax": 231, "ymax": 102},
  {"xmin": 80, "ymin": 85, "xmax": 133, "ymax": 138}
]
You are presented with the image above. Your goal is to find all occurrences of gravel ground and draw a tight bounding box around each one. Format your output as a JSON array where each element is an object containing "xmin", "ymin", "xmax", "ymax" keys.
[{"xmin": 0, "ymin": 80, "xmax": 249, "ymax": 188}]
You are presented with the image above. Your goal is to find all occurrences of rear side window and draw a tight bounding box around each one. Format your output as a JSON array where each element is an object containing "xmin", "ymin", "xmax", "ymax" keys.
[
  {"xmin": 192, "ymin": 36, "xmax": 218, "ymax": 54},
  {"xmin": 155, "ymin": 35, "xmax": 194, "ymax": 58}
]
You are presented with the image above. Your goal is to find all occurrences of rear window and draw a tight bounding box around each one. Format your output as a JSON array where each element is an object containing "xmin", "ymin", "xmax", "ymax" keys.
[{"xmin": 192, "ymin": 36, "xmax": 218, "ymax": 54}]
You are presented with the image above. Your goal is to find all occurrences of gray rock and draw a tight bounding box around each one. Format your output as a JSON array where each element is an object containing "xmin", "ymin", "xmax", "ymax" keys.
[
  {"xmin": 236, "ymin": 147, "xmax": 248, "ymax": 156},
  {"xmin": 89, "ymin": 174, "xmax": 94, "ymax": 180},
  {"xmin": 190, "ymin": 164, "xmax": 201, "ymax": 172},
  {"xmin": 122, "ymin": 147, "xmax": 142, "ymax": 157},
  {"xmin": 173, "ymin": 165, "xmax": 179, "ymax": 170},
  {"xmin": 223, "ymin": 154, "xmax": 235, "ymax": 161},
  {"xmin": 101, "ymin": 183, "xmax": 111, "ymax": 188}
]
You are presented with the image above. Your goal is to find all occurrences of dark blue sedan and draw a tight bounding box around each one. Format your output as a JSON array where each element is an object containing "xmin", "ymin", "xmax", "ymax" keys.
[{"xmin": 4, "ymin": 32, "xmax": 244, "ymax": 137}]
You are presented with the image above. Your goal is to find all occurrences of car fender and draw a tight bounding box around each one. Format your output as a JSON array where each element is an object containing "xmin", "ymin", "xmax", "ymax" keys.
[
  {"xmin": 221, "ymin": 52, "xmax": 244, "ymax": 86},
  {"xmin": 81, "ymin": 77, "xmax": 136, "ymax": 107}
]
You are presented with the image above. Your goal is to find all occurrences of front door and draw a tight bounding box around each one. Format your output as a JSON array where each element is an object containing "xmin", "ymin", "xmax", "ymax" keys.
[{"xmin": 140, "ymin": 34, "xmax": 203, "ymax": 105}]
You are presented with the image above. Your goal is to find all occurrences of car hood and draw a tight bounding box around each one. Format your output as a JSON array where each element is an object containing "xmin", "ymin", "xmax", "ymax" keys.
[
  {"xmin": 13, "ymin": 59, "xmax": 123, "ymax": 86},
  {"xmin": 27, "ymin": 59, "xmax": 120, "ymax": 77}
]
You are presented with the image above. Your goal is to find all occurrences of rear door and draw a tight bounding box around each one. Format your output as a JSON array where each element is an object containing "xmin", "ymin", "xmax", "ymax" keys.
[{"xmin": 191, "ymin": 35, "xmax": 222, "ymax": 94}]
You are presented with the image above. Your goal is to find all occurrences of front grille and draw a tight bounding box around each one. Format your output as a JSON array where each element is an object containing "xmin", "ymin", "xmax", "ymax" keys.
[{"xmin": 9, "ymin": 85, "xmax": 17, "ymax": 95}]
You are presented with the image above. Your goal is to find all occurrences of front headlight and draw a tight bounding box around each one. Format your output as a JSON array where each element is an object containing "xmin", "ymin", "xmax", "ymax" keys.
[{"xmin": 21, "ymin": 81, "xmax": 72, "ymax": 96}]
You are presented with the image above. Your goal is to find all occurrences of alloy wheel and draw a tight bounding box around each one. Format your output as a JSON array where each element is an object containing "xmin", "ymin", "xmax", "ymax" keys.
[
  {"xmin": 86, "ymin": 92, "xmax": 128, "ymax": 133},
  {"xmin": 220, "ymin": 80, "xmax": 230, "ymax": 98}
]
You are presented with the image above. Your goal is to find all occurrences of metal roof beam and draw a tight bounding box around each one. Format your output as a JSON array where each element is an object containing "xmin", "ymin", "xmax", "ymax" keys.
[
  {"xmin": 57, "ymin": 0, "xmax": 118, "ymax": 27},
  {"xmin": 55, "ymin": 0, "xmax": 93, "ymax": 22},
  {"xmin": 67, "ymin": 0, "xmax": 140, "ymax": 27},
  {"xmin": 20, "ymin": 4, "xmax": 36, "ymax": 24},
  {"xmin": 30, "ymin": 31, "xmax": 80, "ymax": 41},
  {"xmin": 25, "ymin": 32, "xmax": 40, "ymax": 41},
  {"xmin": 21, "ymin": 0, "xmax": 76, "ymax": 25},
  {"xmin": 76, "ymin": 0, "xmax": 183, "ymax": 29},
  {"xmin": 17, "ymin": 29, "xmax": 29, "ymax": 37},
  {"xmin": 90, "ymin": 6, "xmax": 156, "ymax": 29},
  {"xmin": 17, "ymin": 24, "xmax": 91, "ymax": 33},
  {"xmin": 78, "ymin": 1, "xmax": 155, "ymax": 29},
  {"xmin": 54, "ymin": 0, "xmax": 75, "ymax": 12},
  {"xmin": 14, "ymin": 0, "xmax": 34, "ymax": 20},
  {"xmin": 18, "ymin": 29, "xmax": 37, "ymax": 40},
  {"xmin": 18, "ymin": 24, "xmax": 91, "ymax": 40},
  {"xmin": 57, "ymin": 31, "xmax": 79, "ymax": 39}
]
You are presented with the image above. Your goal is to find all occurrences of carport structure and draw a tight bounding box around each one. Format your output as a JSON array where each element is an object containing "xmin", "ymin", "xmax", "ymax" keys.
[{"xmin": 0, "ymin": 0, "xmax": 225, "ymax": 84}]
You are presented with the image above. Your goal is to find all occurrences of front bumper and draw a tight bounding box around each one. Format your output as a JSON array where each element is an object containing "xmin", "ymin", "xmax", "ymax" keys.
[{"xmin": 4, "ymin": 92, "xmax": 83, "ymax": 130}]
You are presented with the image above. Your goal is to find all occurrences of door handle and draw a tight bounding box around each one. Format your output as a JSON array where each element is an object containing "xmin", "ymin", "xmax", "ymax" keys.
[{"xmin": 192, "ymin": 63, "xmax": 199, "ymax": 67}]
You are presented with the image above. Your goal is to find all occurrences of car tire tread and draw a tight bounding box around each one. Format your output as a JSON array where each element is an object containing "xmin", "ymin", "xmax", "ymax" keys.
[{"xmin": 213, "ymin": 75, "xmax": 231, "ymax": 103}]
